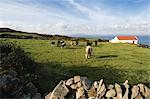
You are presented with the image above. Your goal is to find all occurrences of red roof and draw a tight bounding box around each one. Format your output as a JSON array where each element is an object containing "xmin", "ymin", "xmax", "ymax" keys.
[{"xmin": 117, "ymin": 36, "xmax": 138, "ymax": 40}]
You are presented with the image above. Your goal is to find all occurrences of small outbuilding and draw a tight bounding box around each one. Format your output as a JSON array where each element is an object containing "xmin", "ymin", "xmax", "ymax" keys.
[{"xmin": 110, "ymin": 36, "xmax": 138, "ymax": 44}]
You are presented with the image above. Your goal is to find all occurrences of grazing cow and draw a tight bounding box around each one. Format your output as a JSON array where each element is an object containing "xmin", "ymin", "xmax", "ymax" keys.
[
  {"xmin": 85, "ymin": 45, "xmax": 93, "ymax": 59},
  {"xmin": 60, "ymin": 41, "xmax": 64, "ymax": 44},
  {"xmin": 51, "ymin": 42, "xmax": 55, "ymax": 46},
  {"xmin": 95, "ymin": 41, "xmax": 97, "ymax": 46},
  {"xmin": 61, "ymin": 42, "xmax": 66, "ymax": 48},
  {"xmin": 86, "ymin": 41, "xmax": 92, "ymax": 46},
  {"xmin": 70, "ymin": 41, "xmax": 74, "ymax": 46},
  {"xmin": 57, "ymin": 40, "xmax": 60, "ymax": 47},
  {"xmin": 76, "ymin": 40, "xmax": 79, "ymax": 45}
]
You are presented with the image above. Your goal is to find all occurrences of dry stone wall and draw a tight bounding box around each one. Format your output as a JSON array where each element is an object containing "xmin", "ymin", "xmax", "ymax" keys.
[
  {"xmin": 45, "ymin": 75, "xmax": 150, "ymax": 99},
  {"xmin": 0, "ymin": 70, "xmax": 41, "ymax": 99}
]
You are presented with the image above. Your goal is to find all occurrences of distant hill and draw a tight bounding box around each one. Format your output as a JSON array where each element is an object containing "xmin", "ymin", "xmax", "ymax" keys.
[
  {"xmin": 0, "ymin": 28, "xmax": 90, "ymax": 41},
  {"xmin": 0, "ymin": 28, "xmax": 19, "ymax": 32},
  {"xmin": 0, "ymin": 28, "xmax": 31, "ymax": 33}
]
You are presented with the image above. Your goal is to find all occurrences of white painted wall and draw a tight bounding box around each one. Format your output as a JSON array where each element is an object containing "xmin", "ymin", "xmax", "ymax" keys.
[
  {"xmin": 117, "ymin": 40, "xmax": 138, "ymax": 44},
  {"xmin": 109, "ymin": 37, "xmax": 119, "ymax": 43}
]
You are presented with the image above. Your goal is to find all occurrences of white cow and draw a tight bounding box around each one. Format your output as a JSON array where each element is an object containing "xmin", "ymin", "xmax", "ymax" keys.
[
  {"xmin": 85, "ymin": 46, "xmax": 93, "ymax": 59},
  {"xmin": 61, "ymin": 42, "xmax": 66, "ymax": 48},
  {"xmin": 70, "ymin": 41, "xmax": 74, "ymax": 46}
]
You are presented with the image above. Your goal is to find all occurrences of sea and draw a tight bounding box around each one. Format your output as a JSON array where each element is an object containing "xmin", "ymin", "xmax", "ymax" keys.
[
  {"xmin": 69, "ymin": 34, "xmax": 150, "ymax": 46},
  {"xmin": 100, "ymin": 35, "xmax": 150, "ymax": 46}
]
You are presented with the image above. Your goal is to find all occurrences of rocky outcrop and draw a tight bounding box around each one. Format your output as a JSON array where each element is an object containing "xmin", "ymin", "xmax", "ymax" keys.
[{"xmin": 45, "ymin": 76, "xmax": 150, "ymax": 99}]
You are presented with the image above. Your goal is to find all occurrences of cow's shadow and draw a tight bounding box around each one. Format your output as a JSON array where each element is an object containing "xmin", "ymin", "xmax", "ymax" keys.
[
  {"xmin": 96, "ymin": 55, "xmax": 118, "ymax": 58},
  {"xmin": 65, "ymin": 47, "xmax": 81, "ymax": 49}
]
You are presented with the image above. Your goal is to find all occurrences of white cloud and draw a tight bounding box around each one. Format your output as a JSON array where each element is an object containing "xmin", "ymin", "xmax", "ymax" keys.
[{"xmin": 55, "ymin": 23, "xmax": 68, "ymax": 29}]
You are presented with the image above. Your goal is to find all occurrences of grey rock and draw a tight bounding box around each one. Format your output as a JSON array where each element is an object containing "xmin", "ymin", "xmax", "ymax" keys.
[
  {"xmin": 135, "ymin": 93, "xmax": 143, "ymax": 99},
  {"xmin": 137, "ymin": 83, "xmax": 150, "ymax": 99},
  {"xmin": 80, "ymin": 96, "xmax": 87, "ymax": 99},
  {"xmin": 97, "ymin": 79, "xmax": 103, "ymax": 92},
  {"xmin": 105, "ymin": 89, "xmax": 116, "ymax": 98},
  {"xmin": 22, "ymin": 94, "xmax": 31, "ymax": 99},
  {"xmin": 74, "ymin": 76, "xmax": 81, "ymax": 83},
  {"xmin": 97, "ymin": 83, "xmax": 106, "ymax": 98},
  {"xmin": 11, "ymin": 78, "xmax": 19, "ymax": 89},
  {"xmin": 144, "ymin": 85, "xmax": 150, "ymax": 99},
  {"xmin": 32, "ymin": 93, "xmax": 41, "ymax": 99},
  {"xmin": 76, "ymin": 87, "xmax": 85, "ymax": 99},
  {"xmin": 1, "ymin": 72, "xmax": 39, "ymax": 99},
  {"xmin": 0, "ymin": 75, "xmax": 7, "ymax": 89},
  {"xmin": 122, "ymin": 80, "xmax": 129, "ymax": 99},
  {"xmin": 108, "ymin": 84, "xmax": 114, "ymax": 90},
  {"xmin": 6, "ymin": 70, "xmax": 18, "ymax": 77},
  {"xmin": 88, "ymin": 86, "xmax": 97, "ymax": 98},
  {"xmin": 77, "ymin": 82, "xmax": 82, "ymax": 88},
  {"xmin": 70, "ymin": 84, "xmax": 78, "ymax": 89},
  {"xmin": 45, "ymin": 92, "xmax": 51, "ymax": 99},
  {"xmin": 49, "ymin": 96, "xmax": 58, "ymax": 99},
  {"xmin": 81, "ymin": 77, "xmax": 91, "ymax": 90},
  {"xmin": 131, "ymin": 85, "xmax": 139, "ymax": 99},
  {"xmin": 0, "ymin": 75, "xmax": 12, "ymax": 89},
  {"xmin": 98, "ymin": 88, "xmax": 106, "ymax": 99},
  {"xmin": 25, "ymin": 82, "xmax": 38, "ymax": 94},
  {"xmin": 115, "ymin": 83, "xmax": 122, "ymax": 99},
  {"xmin": 137, "ymin": 83, "xmax": 145, "ymax": 95},
  {"xmin": 11, "ymin": 85, "xmax": 23, "ymax": 96},
  {"xmin": 66, "ymin": 78, "xmax": 74, "ymax": 86},
  {"xmin": 50, "ymin": 80, "xmax": 69, "ymax": 99},
  {"xmin": 93, "ymin": 81, "xmax": 98, "ymax": 89},
  {"xmin": 88, "ymin": 96, "xmax": 95, "ymax": 99}
]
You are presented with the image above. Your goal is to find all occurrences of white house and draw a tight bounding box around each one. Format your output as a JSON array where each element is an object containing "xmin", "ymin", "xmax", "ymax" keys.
[{"xmin": 110, "ymin": 36, "xmax": 138, "ymax": 44}]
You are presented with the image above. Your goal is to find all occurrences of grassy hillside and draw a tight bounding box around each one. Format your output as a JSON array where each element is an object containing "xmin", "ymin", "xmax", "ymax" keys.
[
  {"xmin": 1, "ymin": 28, "xmax": 109, "ymax": 43},
  {"xmin": 1, "ymin": 38, "xmax": 150, "ymax": 93},
  {"xmin": 0, "ymin": 32, "xmax": 41, "ymax": 37}
]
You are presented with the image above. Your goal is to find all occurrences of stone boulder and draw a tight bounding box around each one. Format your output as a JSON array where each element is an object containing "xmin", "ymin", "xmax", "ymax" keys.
[
  {"xmin": 74, "ymin": 76, "xmax": 81, "ymax": 83},
  {"xmin": 66, "ymin": 78, "xmax": 74, "ymax": 86},
  {"xmin": 105, "ymin": 89, "xmax": 116, "ymax": 98},
  {"xmin": 49, "ymin": 81, "xmax": 69, "ymax": 99}
]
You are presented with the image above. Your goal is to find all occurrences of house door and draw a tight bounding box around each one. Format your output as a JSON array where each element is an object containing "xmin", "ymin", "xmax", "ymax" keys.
[{"xmin": 133, "ymin": 41, "xmax": 135, "ymax": 44}]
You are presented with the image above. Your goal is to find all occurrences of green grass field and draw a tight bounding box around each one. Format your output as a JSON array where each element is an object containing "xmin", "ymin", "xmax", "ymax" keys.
[{"xmin": 2, "ymin": 38, "xmax": 150, "ymax": 93}]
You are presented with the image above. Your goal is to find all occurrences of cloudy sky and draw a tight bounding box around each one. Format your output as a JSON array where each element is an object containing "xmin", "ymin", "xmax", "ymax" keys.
[{"xmin": 0, "ymin": 0, "xmax": 149, "ymax": 35}]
